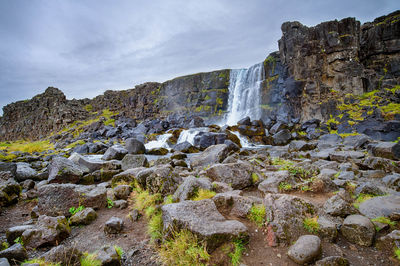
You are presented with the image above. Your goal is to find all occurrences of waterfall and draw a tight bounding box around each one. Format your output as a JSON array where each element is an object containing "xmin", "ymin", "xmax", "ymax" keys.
[
  {"xmin": 145, "ymin": 133, "xmax": 172, "ymax": 150},
  {"xmin": 177, "ymin": 127, "xmax": 209, "ymax": 145},
  {"xmin": 225, "ymin": 63, "xmax": 264, "ymax": 126}
]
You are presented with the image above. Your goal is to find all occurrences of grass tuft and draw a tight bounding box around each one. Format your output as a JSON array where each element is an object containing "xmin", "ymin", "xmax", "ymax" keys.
[
  {"xmin": 114, "ymin": 245, "xmax": 124, "ymax": 258},
  {"xmin": 158, "ymin": 230, "xmax": 210, "ymax": 266},
  {"xmin": 0, "ymin": 140, "xmax": 54, "ymax": 154},
  {"xmin": 80, "ymin": 252, "xmax": 101, "ymax": 266},
  {"xmin": 22, "ymin": 258, "xmax": 60, "ymax": 266},
  {"xmin": 247, "ymin": 204, "xmax": 266, "ymax": 227},
  {"xmin": 229, "ymin": 239, "xmax": 246, "ymax": 266},
  {"xmin": 192, "ymin": 189, "xmax": 216, "ymax": 201},
  {"xmin": 303, "ymin": 216, "xmax": 319, "ymax": 233},
  {"xmin": 353, "ymin": 193, "xmax": 375, "ymax": 209}
]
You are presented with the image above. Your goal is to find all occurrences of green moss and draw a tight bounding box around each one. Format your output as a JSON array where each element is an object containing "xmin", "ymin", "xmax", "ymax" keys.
[
  {"xmin": 339, "ymin": 34, "xmax": 351, "ymax": 38},
  {"xmin": 84, "ymin": 104, "xmax": 93, "ymax": 112},
  {"xmin": 204, "ymin": 95, "xmax": 211, "ymax": 101},
  {"xmin": 395, "ymin": 248, "xmax": 400, "ymax": 261},
  {"xmin": 0, "ymin": 140, "xmax": 54, "ymax": 154},
  {"xmin": 216, "ymin": 98, "xmax": 223, "ymax": 106},
  {"xmin": 195, "ymin": 106, "xmax": 203, "ymax": 112},
  {"xmin": 104, "ymin": 118, "xmax": 115, "ymax": 127}
]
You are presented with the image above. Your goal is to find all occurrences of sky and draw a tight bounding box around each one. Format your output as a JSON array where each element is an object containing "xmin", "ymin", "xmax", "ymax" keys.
[{"xmin": 0, "ymin": 0, "xmax": 398, "ymax": 114}]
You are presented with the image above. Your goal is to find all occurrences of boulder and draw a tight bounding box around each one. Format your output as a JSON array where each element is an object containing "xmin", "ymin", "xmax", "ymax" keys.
[
  {"xmin": 121, "ymin": 154, "xmax": 149, "ymax": 170},
  {"xmin": 258, "ymin": 170, "xmax": 291, "ymax": 193},
  {"xmin": 329, "ymin": 151, "xmax": 365, "ymax": 162},
  {"xmin": 173, "ymin": 141, "xmax": 199, "ymax": 153},
  {"xmin": 102, "ymin": 145, "xmax": 128, "ymax": 160},
  {"xmin": 287, "ymin": 235, "xmax": 321, "ymax": 264},
  {"xmin": 343, "ymin": 134, "xmax": 371, "ymax": 149},
  {"xmin": 368, "ymin": 141, "xmax": 400, "ymax": 160},
  {"xmin": 162, "ymin": 199, "xmax": 248, "ymax": 251},
  {"xmin": 382, "ymin": 173, "xmax": 400, "ymax": 191},
  {"xmin": 145, "ymin": 165, "xmax": 181, "ymax": 196},
  {"xmin": 213, "ymin": 190, "xmax": 258, "ymax": 218},
  {"xmin": 125, "ymin": 138, "xmax": 146, "ymax": 154},
  {"xmin": 69, "ymin": 207, "xmax": 97, "ymax": 225},
  {"xmin": 69, "ymin": 153, "xmax": 120, "ymax": 172},
  {"xmin": 354, "ymin": 182, "xmax": 384, "ymax": 196},
  {"xmin": 37, "ymin": 184, "xmax": 107, "ymax": 217},
  {"xmin": 0, "ymin": 243, "xmax": 27, "ymax": 263},
  {"xmin": 0, "ymin": 258, "xmax": 10, "ymax": 266},
  {"xmin": 113, "ymin": 185, "xmax": 131, "ymax": 200},
  {"xmin": 41, "ymin": 245, "xmax": 82, "ymax": 266},
  {"xmin": 263, "ymin": 193, "xmax": 316, "ymax": 243},
  {"xmin": 146, "ymin": 147, "xmax": 169, "ymax": 155},
  {"xmin": 172, "ymin": 176, "xmax": 213, "ymax": 202},
  {"xmin": 205, "ymin": 162, "xmax": 253, "ymax": 190},
  {"xmin": 6, "ymin": 225, "xmax": 34, "ymax": 244},
  {"xmin": 95, "ymin": 245, "xmax": 121, "ymax": 266},
  {"xmin": 341, "ymin": 214, "xmax": 375, "ymax": 246},
  {"xmin": 0, "ymin": 178, "xmax": 21, "ymax": 207},
  {"xmin": 272, "ymin": 129, "xmax": 292, "ymax": 145},
  {"xmin": 112, "ymin": 167, "xmax": 147, "ymax": 187},
  {"xmin": 359, "ymin": 195, "xmax": 400, "ymax": 219},
  {"xmin": 376, "ymin": 230, "xmax": 400, "ymax": 252},
  {"xmin": 288, "ymin": 140, "xmax": 316, "ymax": 152},
  {"xmin": 47, "ymin": 156, "xmax": 85, "ymax": 184},
  {"xmin": 15, "ymin": 163, "xmax": 37, "ymax": 182},
  {"xmin": 104, "ymin": 217, "xmax": 124, "ymax": 234},
  {"xmin": 0, "ymin": 162, "xmax": 17, "ymax": 177},
  {"xmin": 190, "ymin": 144, "xmax": 233, "ymax": 168},
  {"xmin": 323, "ymin": 194, "xmax": 358, "ymax": 217},
  {"xmin": 22, "ymin": 215, "xmax": 70, "ymax": 248},
  {"xmin": 317, "ymin": 216, "xmax": 340, "ymax": 242}
]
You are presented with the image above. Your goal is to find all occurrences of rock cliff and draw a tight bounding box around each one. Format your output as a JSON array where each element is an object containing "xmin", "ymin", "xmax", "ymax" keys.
[{"xmin": 0, "ymin": 11, "xmax": 399, "ymax": 141}]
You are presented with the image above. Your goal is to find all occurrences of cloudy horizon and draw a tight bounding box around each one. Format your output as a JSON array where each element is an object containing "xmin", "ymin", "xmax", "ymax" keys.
[{"xmin": 0, "ymin": 0, "xmax": 398, "ymax": 114}]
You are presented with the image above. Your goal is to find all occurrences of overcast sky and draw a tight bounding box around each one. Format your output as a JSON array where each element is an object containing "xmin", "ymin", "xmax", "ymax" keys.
[{"xmin": 0, "ymin": 0, "xmax": 398, "ymax": 114}]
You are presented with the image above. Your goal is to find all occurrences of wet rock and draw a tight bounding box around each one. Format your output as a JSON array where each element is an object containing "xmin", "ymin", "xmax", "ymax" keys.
[
  {"xmin": 359, "ymin": 195, "xmax": 400, "ymax": 219},
  {"xmin": 0, "ymin": 178, "xmax": 21, "ymax": 207},
  {"xmin": 22, "ymin": 215, "xmax": 70, "ymax": 248},
  {"xmin": 269, "ymin": 122, "xmax": 287, "ymax": 135},
  {"xmin": 341, "ymin": 214, "xmax": 375, "ymax": 246},
  {"xmin": 315, "ymin": 256, "xmax": 349, "ymax": 266},
  {"xmin": 190, "ymin": 144, "xmax": 234, "ymax": 168},
  {"xmin": 205, "ymin": 162, "xmax": 253, "ymax": 190},
  {"xmin": 41, "ymin": 245, "xmax": 82, "ymax": 266},
  {"xmin": 15, "ymin": 163, "xmax": 37, "ymax": 182},
  {"xmin": 368, "ymin": 141, "xmax": 400, "ymax": 160},
  {"xmin": 343, "ymin": 134, "xmax": 371, "ymax": 149},
  {"xmin": 323, "ymin": 194, "xmax": 358, "ymax": 217},
  {"xmin": 172, "ymin": 176, "xmax": 212, "ymax": 202},
  {"xmin": 121, "ymin": 154, "xmax": 149, "ymax": 170},
  {"xmin": 263, "ymin": 193, "xmax": 316, "ymax": 243},
  {"xmin": 125, "ymin": 138, "xmax": 146, "ymax": 154},
  {"xmin": 173, "ymin": 141, "xmax": 199, "ymax": 153},
  {"xmin": 0, "ymin": 243, "xmax": 27, "ymax": 263},
  {"xmin": 47, "ymin": 156, "xmax": 85, "ymax": 184},
  {"xmin": 96, "ymin": 245, "xmax": 121, "ymax": 266},
  {"xmin": 37, "ymin": 184, "xmax": 107, "ymax": 217},
  {"xmin": 172, "ymin": 159, "xmax": 188, "ymax": 168},
  {"xmin": 102, "ymin": 144, "xmax": 128, "ymax": 160},
  {"xmin": 258, "ymin": 170, "xmax": 291, "ymax": 193},
  {"xmin": 272, "ymin": 129, "xmax": 291, "ymax": 145},
  {"xmin": 162, "ymin": 199, "xmax": 248, "ymax": 251},
  {"xmin": 6, "ymin": 225, "xmax": 34, "ymax": 244},
  {"xmin": 237, "ymin": 117, "xmax": 251, "ymax": 126},
  {"xmin": 69, "ymin": 207, "xmax": 97, "ymax": 225},
  {"xmin": 113, "ymin": 184, "xmax": 131, "ymax": 200},
  {"xmin": 287, "ymin": 235, "xmax": 321, "ymax": 264},
  {"xmin": 104, "ymin": 217, "xmax": 124, "ymax": 234},
  {"xmin": 146, "ymin": 147, "xmax": 169, "ymax": 155},
  {"xmin": 170, "ymin": 152, "xmax": 187, "ymax": 160}
]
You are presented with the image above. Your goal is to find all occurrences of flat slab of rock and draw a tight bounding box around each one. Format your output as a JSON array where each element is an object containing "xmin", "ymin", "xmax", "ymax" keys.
[
  {"xmin": 190, "ymin": 144, "xmax": 232, "ymax": 168},
  {"xmin": 359, "ymin": 195, "xmax": 400, "ymax": 219},
  {"xmin": 205, "ymin": 161, "xmax": 253, "ymax": 190},
  {"xmin": 323, "ymin": 194, "xmax": 358, "ymax": 217},
  {"xmin": 37, "ymin": 184, "xmax": 107, "ymax": 217},
  {"xmin": 161, "ymin": 199, "xmax": 248, "ymax": 251},
  {"xmin": 329, "ymin": 151, "xmax": 365, "ymax": 162},
  {"xmin": 287, "ymin": 235, "xmax": 321, "ymax": 264},
  {"xmin": 341, "ymin": 214, "xmax": 375, "ymax": 246}
]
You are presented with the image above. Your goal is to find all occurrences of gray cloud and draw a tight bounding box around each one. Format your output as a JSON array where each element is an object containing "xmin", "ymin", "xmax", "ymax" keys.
[{"xmin": 0, "ymin": 0, "xmax": 398, "ymax": 114}]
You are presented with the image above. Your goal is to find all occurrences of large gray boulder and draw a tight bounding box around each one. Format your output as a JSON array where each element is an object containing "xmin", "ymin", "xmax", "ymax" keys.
[
  {"xmin": 37, "ymin": 184, "xmax": 107, "ymax": 217},
  {"xmin": 329, "ymin": 151, "xmax": 365, "ymax": 162},
  {"xmin": 190, "ymin": 144, "xmax": 233, "ymax": 168},
  {"xmin": 162, "ymin": 199, "xmax": 248, "ymax": 251},
  {"xmin": 213, "ymin": 190, "xmax": 259, "ymax": 218},
  {"xmin": 48, "ymin": 156, "xmax": 85, "ymax": 184},
  {"xmin": 341, "ymin": 214, "xmax": 375, "ymax": 246},
  {"xmin": 287, "ymin": 235, "xmax": 321, "ymax": 264},
  {"xmin": 359, "ymin": 195, "xmax": 400, "ymax": 219},
  {"xmin": 69, "ymin": 152, "xmax": 120, "ymax": 172},
  {"xmin": 69, "ymin": 207, "xmax": 97, "ymax": 225},
  {"xmin": 205, "ymin": 161, "xmax": 253, "ymax": 190},
  {"xmin": 0, "ymin": 243, "xmax": 27, "ymax": 263},
  {"xmin": 263, "ymin": 193, "xmax": 316, "ymax": 244},
  {"xmin": 15, "ymin": 162, "xmax": 37, "ymax": 182},
  {"xmin": 172, "ymin": 176, "xmax": 213, "ymax": 202},
  {"xmin": 113, "ymin": 185, "xmax": 131, "ymax": 200},
  {"xmin": 145, "ymin": 165, "xmax": 181, "ymax": 196},
  {"xmin": 125, "ymin": 138, "xmax": 146, "ymax": 154},
  {"xmin": 258, "ymin": 170, "xmax": 291, "ymax": 193},
  {"xmin": 6, "ymin": 225, "xmax": 34, "ymax": 244},
  {"xmin": 0, "ymin": 162, "xmax": 17, "ymax": 177},
  {"xmin": 323, "ymin": 194, "xmax": 358, "ymax": 217},
  {"xmin": 41, "ymin": 245, "xmax": 82, "ymax": 266},
  {"xmin": 272, "ymin": 129, "xmax": 291, "ymax": 146},
  {"xmin": 121, "ymin": 154, "xmax": 149, "ymax": 170},
  {"xmin": 288, "ymin": 140, "xmax": 316, "ymax": 152},
  {"xmin": 102, "ymin": 144, "xmax": 128, "ymax": 160},
  {"xmin": 104, "ymin": 216, "xmax": 124, "ymax": 234},
  {"xmin": 22, "ymin": 215, "xmax": 71, "ymax": 248},
  {"xmin": 368, "ymin": 141, "xmax": 400, "ymax": 160}
]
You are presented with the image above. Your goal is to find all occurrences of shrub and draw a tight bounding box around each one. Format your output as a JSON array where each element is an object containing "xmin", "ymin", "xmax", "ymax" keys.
[
  {"xmin": 247, "ymin": 204, "xmax": 266, "ymax": 227},
  {"xmin": 158, "ymin": 230, "xmax": 210, "ymax": 266}
]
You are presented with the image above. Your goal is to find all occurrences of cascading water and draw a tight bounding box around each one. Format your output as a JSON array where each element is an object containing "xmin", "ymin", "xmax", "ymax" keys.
[
  {"xmin": 225, "ymin": 62, "xmax": 264, "ymax": 126},
  {"xmin": 177, "ymin": 128, "xmax": 208, "ymax": 145},
  {"xmin": 145, "ymin": 133, "xmax": 172, "ymax": 150}
]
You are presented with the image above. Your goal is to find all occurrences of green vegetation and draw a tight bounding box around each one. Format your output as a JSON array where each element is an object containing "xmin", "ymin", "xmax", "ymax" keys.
[
  {"xmin": 0, "ymin": 140, "xmax": 54, "ymax": 154},
  {"xmin": 251, "ymin": 172, "xmax": 260, "ymax": 183},
  {"xmin": 107, "ymin": 198, "xmax": 114, "ymax": 209},
  {"xmin": 114, "ymin": 245, "xmax": 124, "ymax": 258},
  {"xmin": 65, "ymin": 140, "xmax": 86, "ymax": 149},
  {"xmin": 1, "ymin": 242, "xmax": 8, "ymax": 251},
  {"xmin": 247, "ymin": 204, "xmax": 266, "ymax": 227},
  {"xmin": 192, "ymin": 189, "xmax": 216, "ymax": 201},
  {"xmin": 22, "ymin": 259, "xmax": 60, "ymax": 266},
  {"xmin": 69, "ymin": 205, "xmax": 85, "ymax": 216},
  {"xmin": 14, "ymin": 236, "xmax": 24, "ymax": 246},
  {"xmin": 158, "ymin": 229, "xmax": 210, "ymax": 266},
  {"xmin": 353, "ymin": 193, "xmax": 375, "ymax": 209},
  {"xmin": 84, "ymin": 104, "xmax": 93, "ymax": 112},
  {"xmin": 81, "ymin": 252, "xmax": 102, "ymax": 266},
  {"xmin": 260, "ymin": 104, "xmax": 273, "ymax": 111},
  {"xmin": 303, "ymin": 217, "xmax": 319, "ymax": 233},
  {"xmin": 395, "ymin": 248, "xmax": 400, "ymax": 261},
  {"xmin": 372, "ymin": 216, "xmax": 397, "ymax": 231},
  {"xmin": 278, "ymin": 182, "xmax": 292, "ymax": 191},
  {"xmin": 229, "ymin": 239, "xmax": 246, "ymax": 266}
]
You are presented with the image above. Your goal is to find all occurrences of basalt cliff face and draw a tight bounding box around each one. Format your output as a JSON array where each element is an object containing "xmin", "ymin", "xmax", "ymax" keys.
[{"xmin": 1, "ymin": 11, "xmax": 399, "ymax": 141}]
